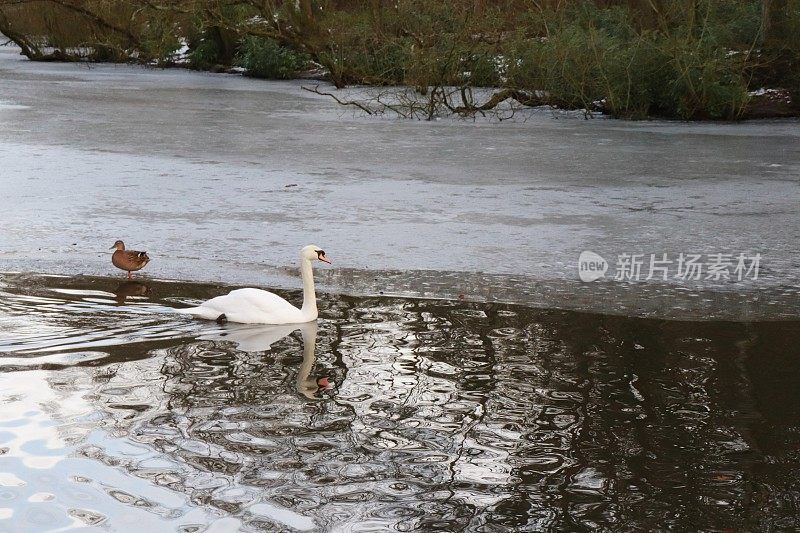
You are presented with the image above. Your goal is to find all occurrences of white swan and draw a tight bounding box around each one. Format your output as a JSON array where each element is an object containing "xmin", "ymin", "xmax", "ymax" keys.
[{"xmin": 177, "ymin": 245, "xmax": 330, "ymax": 324}]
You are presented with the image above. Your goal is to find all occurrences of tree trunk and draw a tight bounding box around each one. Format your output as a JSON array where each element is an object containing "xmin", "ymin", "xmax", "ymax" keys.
[
  {"xmin": 299, "ymin": 0, "xmax": 313, "ymax": 23},
  {"xmin": 0, "ymin": 11, "xmax": 41, "ymax": 59},
  {"xmin": 761, "ymin": 0, "xmax": 788, "ymax": 42},
  {"xmin": 370, "ymin": 0, "xmax": 383, "ymax": 30},
  {"xmin": 761, "ymin": 0, "xmax": 773, "ymax": 39}
]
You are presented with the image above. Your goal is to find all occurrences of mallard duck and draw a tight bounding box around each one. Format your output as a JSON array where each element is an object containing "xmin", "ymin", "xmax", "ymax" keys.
[{"xmin": 111, "ymin": 240, "xmax": 150, "ymax": 279}]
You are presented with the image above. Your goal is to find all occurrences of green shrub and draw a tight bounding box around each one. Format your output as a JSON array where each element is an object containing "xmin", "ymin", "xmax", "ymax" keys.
[
  {"xmin": 506, "ymin": 2, "xmax": 752, "ymax": 119},
  {"xmin": 312, "ymin": 9, "xmax": 411, "ymax": 86},
  {"xmin": 140, "ymin": 19, "xmax": 182, "ymax": 65},
  {"xmin": 658, "ymin": 35, "xmax": 750, "ymax": 119},
  {"xmin": 235, "ymin": 36, "xmax": 308, "ymax": 79},
  {"xmin": 189, "ymin": 36, "xmax": 224, "ymax": 70},
  {"xmin": 90, "ymin": 44, "xmax": 128, "ymax": 62},
  {"xmin": 509, "ymin": 25, "xmax": 606, "ymax": 111}
]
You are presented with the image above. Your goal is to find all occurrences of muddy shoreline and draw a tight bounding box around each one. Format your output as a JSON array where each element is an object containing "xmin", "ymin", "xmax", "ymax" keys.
[{"xmin": 2, "ymin": 272, "xmax": 798, "ymax": 322}]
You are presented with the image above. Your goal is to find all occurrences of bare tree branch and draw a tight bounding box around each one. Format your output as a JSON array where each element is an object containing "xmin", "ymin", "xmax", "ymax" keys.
[{"xmin": 301, "ymin": 85, "xmax": 374, "ymax": 115}]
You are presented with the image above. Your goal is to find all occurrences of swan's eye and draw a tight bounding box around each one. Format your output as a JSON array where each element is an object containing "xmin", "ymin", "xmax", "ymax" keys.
[{"xmin": 316, "ymin": 250, "xmax": 325, "ymax": 258}]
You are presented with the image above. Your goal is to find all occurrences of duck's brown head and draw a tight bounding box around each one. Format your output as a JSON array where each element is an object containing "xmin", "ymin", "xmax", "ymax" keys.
[{"xmin": 110, "ymin": 240, "xmax": 125, "ymax": 251}]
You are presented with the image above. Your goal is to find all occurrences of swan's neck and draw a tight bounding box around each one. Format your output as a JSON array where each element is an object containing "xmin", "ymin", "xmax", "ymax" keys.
[
  {"xmin": 296, "ymin": 322, "xmax": 318, "ymax": 398},
  {"xmin": 299, "ymin": 258, "xmax": 317, "ymax": 320}
]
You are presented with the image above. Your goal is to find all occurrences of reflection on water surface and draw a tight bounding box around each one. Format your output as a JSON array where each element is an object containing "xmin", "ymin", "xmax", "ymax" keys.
[{"xmin": 0, "ymin": 274, "xmax": 798, "ymax": 531}]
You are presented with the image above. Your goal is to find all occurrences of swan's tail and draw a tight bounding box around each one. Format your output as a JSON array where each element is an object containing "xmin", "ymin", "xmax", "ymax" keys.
[{"xmin": 175, "ymin": 305, "xmax": 222, "ymax": 321}]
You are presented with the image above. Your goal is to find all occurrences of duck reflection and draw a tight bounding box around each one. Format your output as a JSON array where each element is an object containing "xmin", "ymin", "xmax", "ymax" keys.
[
  {"xmin": 201, "ymin": 321, "xmax": 331, "ymax": 399},
  {"xmin": 113, "ymin": 281, "xmax": 152, "ymax": 304}
]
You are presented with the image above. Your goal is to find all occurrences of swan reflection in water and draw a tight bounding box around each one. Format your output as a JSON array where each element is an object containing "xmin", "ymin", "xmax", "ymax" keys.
[
  {"xmin": 201, "ymin": 321, "xmax": 331, "ymax": 399},
  {"xmin": 113, "ymin": 281, "xmax": 152, "ymax": 304}
]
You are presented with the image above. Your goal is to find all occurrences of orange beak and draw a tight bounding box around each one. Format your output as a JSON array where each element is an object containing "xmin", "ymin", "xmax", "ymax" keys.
[{"xmin": 319, "ymin": 255, "xmax": 331, "ymax": 264}]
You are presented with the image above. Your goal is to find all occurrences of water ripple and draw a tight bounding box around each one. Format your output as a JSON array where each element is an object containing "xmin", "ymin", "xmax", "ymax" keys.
[{"xmin": 0, "ymin": 274, "xmax": 798, "ymax": 530}]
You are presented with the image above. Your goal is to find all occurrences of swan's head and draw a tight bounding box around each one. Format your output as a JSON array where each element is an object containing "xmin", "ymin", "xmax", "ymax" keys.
[{"xmin": 302, "ymin": 244, "xmax": 331, "ymax": 264}]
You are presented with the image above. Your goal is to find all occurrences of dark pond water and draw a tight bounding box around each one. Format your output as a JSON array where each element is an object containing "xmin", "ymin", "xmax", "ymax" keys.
[{"xmin": 0, "ymin": 273, "xmax": 798, "ymax": 531}]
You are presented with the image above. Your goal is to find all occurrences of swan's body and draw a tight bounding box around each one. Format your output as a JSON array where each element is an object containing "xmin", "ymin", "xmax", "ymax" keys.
[
  {"xmin": 177, "ymin": 245, "xmax": 329, "ymax": 325},
  {"xmin": 180, "ymin": 287, "xmax": 310, "ymax": 324}
]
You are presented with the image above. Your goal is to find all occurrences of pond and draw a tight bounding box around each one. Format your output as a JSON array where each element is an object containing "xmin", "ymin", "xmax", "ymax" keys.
[
  {"xmin": 1, "ymin": 44, "xmax": 800, "ymax": 310},
  {"xmin": 1, "ymin": 273, "xmax": 798, "ymax": 531}
]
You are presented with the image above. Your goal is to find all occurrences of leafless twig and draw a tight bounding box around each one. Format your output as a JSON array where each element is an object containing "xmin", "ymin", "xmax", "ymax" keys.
[{"xmin": 301, "ymin": 85, "xmax": 374, "ymax": 115}]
